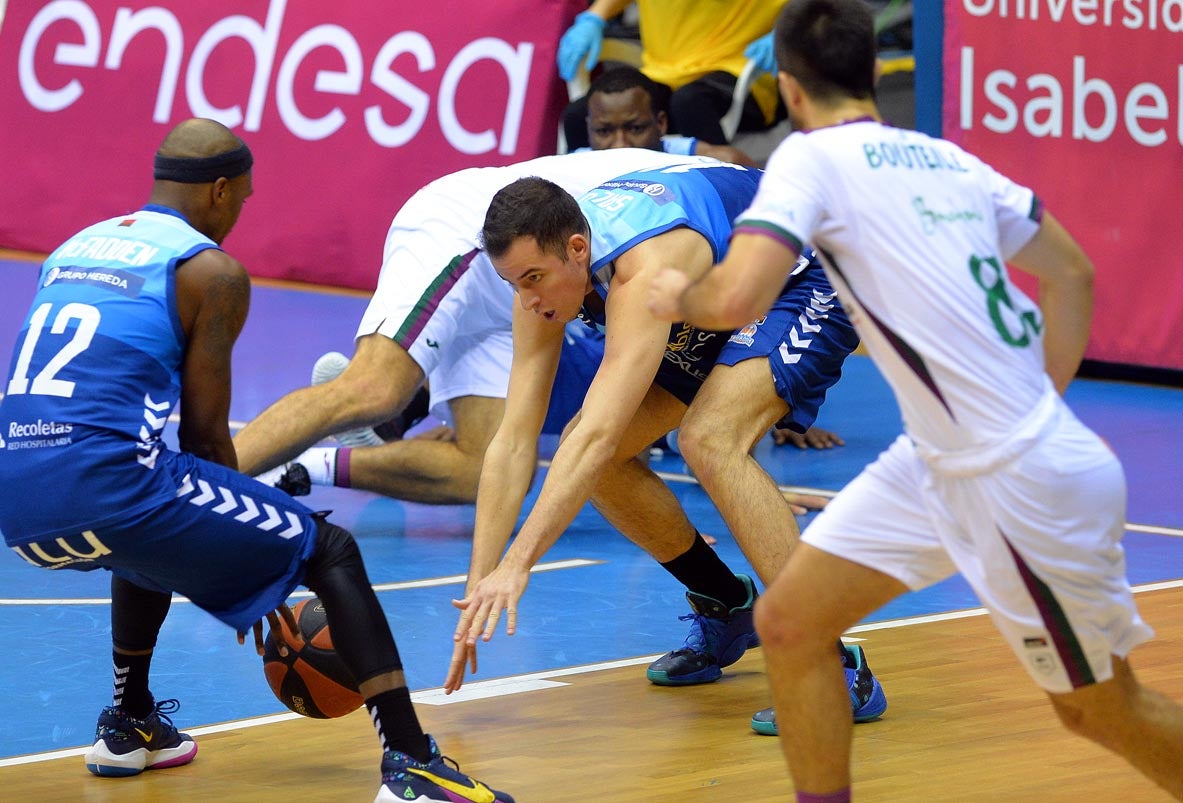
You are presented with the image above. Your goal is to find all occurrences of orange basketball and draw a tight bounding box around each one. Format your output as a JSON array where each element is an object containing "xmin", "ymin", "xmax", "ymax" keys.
[{"xmin": 262, "ymin": 597, "xmax": 364, "ymax": 719}]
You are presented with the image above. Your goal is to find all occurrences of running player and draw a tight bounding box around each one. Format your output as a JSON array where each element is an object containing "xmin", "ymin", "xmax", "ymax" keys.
[{"xmin": 647, "ymin": 0, "xmax": 1183, "ymax": 798}]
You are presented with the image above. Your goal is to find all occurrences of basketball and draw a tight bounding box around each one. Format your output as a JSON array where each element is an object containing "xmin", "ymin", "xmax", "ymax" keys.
[{"xmin": 262, "ymin": 597, "xmax": 364, "ymax": 719}]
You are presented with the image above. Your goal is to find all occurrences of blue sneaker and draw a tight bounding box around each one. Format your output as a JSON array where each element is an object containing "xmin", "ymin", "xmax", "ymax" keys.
[
  {"xmin": 84, "ymin": 698, "xmax": 198, "ymax": 777},
  {"xmin": 374, "ymin": 734, "xmax": 514, "ymax": 803},
  {"xmin": 751, "ymin": 643, "xmax": 887, "ymax": 735},
  {"xmin": 647, "ymin": 574, "xmax": 760, "ymax": 686}
]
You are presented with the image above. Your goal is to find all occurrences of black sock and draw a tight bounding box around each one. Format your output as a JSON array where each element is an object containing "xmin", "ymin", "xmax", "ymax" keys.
[
  {"xmin": 113, "ymin": 651, "xmax": 154, "ymax": 717},
  {"xmin": 660, "ymin": 533, "xmax": 748, "ymax": 610},
  {"xmin": 367, "ymin": 687, "xmax": 431, "ymax": 762}
]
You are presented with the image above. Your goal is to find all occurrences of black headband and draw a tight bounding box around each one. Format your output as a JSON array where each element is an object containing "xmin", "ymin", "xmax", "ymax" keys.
[{"xmin": 153, "ymin": 143, "xmax": 253, "ymax": 184}]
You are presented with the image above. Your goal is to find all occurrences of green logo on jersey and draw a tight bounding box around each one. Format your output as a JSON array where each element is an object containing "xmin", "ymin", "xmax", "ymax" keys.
[{"xmin": 913, "ymin": 197, "xmax": 983, "ymax": 235}]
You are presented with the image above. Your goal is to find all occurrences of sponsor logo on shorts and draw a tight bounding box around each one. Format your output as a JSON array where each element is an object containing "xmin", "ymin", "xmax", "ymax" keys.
[
  {"xmin": 728, "ymin": 317, "xmax": 766, "ymax": 348},
  {"xmin": 1023, "ymin": 636, "xmax": 1057, "ymax": 676}
]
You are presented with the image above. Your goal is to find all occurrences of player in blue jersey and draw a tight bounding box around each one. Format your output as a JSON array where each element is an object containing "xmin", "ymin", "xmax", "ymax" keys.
[
  {"xmin": 582, "ymin": 64, "xmax": 846, "ymax": 459},
  {"xmin": 0, "ymin": 119, "xmax": 511, "ymax": 803},
  {"xmin": 443, "ymin": 162, "xmax": 885, "ymax": 734}
]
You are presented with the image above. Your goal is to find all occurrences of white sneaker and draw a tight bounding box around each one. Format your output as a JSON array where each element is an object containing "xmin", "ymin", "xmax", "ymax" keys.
[{"xmin": 311, "ymin": 351, "xmax": 384, "ymax": 448}]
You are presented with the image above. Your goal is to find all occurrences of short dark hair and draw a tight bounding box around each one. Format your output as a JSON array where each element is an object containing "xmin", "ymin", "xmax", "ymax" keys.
[
  {"xmin": 587, "ymin": 66, "xmax": 670, "ymax": 115},
  {"xmin": 774, "ymin": 0, "xmax": 877, "ymax": 102},
  {"xmin": 481, "ymin": 177, "xmax": 588, "ymax": 260}
]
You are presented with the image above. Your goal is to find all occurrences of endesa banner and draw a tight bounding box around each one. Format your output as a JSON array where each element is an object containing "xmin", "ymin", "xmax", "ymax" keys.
[
  {"xmin": 943, "ymin": 0, "xmax": 1183, "ymax": 370},
  {"xmin": 0, "ymin": 0, "xmax": 579, "ymax": 289}
]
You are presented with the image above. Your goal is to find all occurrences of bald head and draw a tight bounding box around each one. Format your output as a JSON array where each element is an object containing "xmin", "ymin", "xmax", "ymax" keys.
[{"xmin": 157, "ymin": 118, "xmax": 245, "ymax": 160}]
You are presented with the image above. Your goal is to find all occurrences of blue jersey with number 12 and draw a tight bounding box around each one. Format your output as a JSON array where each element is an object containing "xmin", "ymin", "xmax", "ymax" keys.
[{"xmin": 0, "ymin": 207, "xmax": 217, "ymax": 544}]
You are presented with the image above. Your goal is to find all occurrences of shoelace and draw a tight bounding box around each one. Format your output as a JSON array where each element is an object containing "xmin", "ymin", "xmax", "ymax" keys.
[
  {"xmin": 676, "ymin": 612, "xmax": 720, "ymax": 654},
  {"xmin": 144, "ymin": 698, "xmax": 182, "ymax": 732}
]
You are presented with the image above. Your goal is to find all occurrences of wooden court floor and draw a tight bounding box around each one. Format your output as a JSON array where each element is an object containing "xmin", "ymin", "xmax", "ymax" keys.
[{"xmin": 4, "ymin": 585, "xmax": 1180, "ymax": 802}]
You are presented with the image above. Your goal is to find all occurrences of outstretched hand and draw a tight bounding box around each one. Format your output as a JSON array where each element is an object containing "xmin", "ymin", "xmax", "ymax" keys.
[
  {"xmin": 238, "ymin": 603, "xmax": 300, "ymax": 657},
  {"xmin": 444, "ymin": 565, "xmax": 531, "ymax": 693}
]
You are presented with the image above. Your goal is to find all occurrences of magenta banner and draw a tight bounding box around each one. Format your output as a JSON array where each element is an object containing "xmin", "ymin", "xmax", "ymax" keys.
[
  {"xmin": 942, "ymin": 0, "xmax": 1183, "ymax": 370},
  {"xmin": 0, "ymin": 0, "xmax": 579, "ymax": 289}
]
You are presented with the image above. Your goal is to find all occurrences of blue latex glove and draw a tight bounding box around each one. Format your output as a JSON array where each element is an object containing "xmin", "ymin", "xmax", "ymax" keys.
[
  {"xmin": 744, "ymin": 32, "xmax": 777, "ymax": 74},
  {"xmin": 557, "ymin": 11, "xmax": 606, "ymax": 81}
]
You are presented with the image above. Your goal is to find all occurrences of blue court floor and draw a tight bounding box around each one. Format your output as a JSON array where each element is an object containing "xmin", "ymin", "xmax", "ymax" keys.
[{"xmin": 1, "ymin": 256, "xmax": 1181, "ymax": 761}]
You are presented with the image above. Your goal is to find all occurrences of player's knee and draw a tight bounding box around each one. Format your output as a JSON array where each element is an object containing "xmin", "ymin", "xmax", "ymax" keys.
[
  {"xmin": 333, "ymin": 339, "xmax": 421, "ymax": 423},
  {"xmin": 752, "ymin": 593, "xmax": 818, "ymax": 662},
  {"xmin": 304, "ymin": 517, "xmax": 366, "ymax": 588},
  {"xmin": 676, "ymin": 418, "xmax": 726, "ymax": 478}
]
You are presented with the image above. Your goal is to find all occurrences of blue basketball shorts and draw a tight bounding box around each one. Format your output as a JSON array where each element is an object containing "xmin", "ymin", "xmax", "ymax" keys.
[
  {"xmin": 8, "ymin": 450, "xmax": 319, "ymax": 634},
  {"xmin": 544, "ymin": 323, "xmax": 605, "ymax": 435},
  {"xmin": 715, "ymin": 270, "xmax": 859, "ymax": 433}
]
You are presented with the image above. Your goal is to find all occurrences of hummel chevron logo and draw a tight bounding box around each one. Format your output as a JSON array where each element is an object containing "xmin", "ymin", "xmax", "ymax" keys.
[
  {"xmin": 212, "ymin": 487, "xmax": 237, "ymax": 514},
  {"xmin": 179, "ymin": 479, "xmax": 304, "ymax": 538},
  {"xmin": 188, "ymin": 479, "xmax": 217, "ymax": 506},
  {"xmin": 234, "ymin": 495, "xmax": 259, "ymax": 522},
  {"xmin": 143, "ymin": 394, "xmax": 171, "ymax": 412},
  {"xmin": 779, "ymin": 343, "xmax": 801, "ymax": 365}
]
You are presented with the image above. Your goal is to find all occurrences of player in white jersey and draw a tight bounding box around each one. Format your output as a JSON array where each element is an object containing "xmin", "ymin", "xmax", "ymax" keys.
[
  {"xmin": 646, "ymin": 0, "xmax": 1183, "ymax": 799},
  {"xmin": 233, "ymin": 149, "xmax": 714, "ymax": 505}
]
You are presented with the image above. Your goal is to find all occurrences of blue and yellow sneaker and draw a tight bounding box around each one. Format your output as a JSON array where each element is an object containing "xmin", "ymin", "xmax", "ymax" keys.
[
  {"xmin": 84, "ymin": 698, "xmax": 198, "ymax": 777},
  {"xmin": 374, "ymin": 735, "xmax": 514, "ymax": 803},
  {"xmin": 647, "ymin": 574, "xmax": 760, "ymax": 686},
  {"xmin": 751, "ymin": 643, "xmax": 888, "ymax": 735}
]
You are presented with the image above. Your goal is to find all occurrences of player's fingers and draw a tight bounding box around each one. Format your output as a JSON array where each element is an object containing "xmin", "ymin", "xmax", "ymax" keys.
[
  {"xmin": 783, "ymin": 491, "xmax": 830, "ymax": 510},
  {"xmin": 700, "ymin": 532, "xmax": 718, "ymax": 546},
  {"xmin": 505, "ymin": 607, "xmax": 517, "ymax": 636},
  {"xmin": 481, "ymin": 605, "xmax": 503, "ymax": 642},
  {"xmin": 253, "ymin": 620, "xmax": 269, "ymax": 656},
  {"xmin": 462, "ymin": 600, "xmax": 493, "ymax": 645},
  {"xmin": 788, "ymin": 503, "xmax": 807, "ymax": 515},
  {"xmin": 279, "ymin": 603, "xmax": 299, "ymax": 636},
  {"xmin": 451, "ymin": 602, "xmax": 473, "ymax": 641}
]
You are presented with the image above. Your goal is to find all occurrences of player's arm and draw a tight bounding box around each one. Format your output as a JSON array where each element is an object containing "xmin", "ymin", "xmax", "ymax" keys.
[
  {"xmin": 497, "ymin": 235, "xmax": 685, "ymax": 573},
  {"xmin": 174, "ymin": 248, "xmax": 251, "ymax": 468},
  {"xmin": 445, "ymin": 306, "xmax": 563, "ymax": 692},
  {"xmin": 650, "ymin": 229, "xmax": 801, "ymax": 330},
  {"xmin": 464, "ymin": 305, "xmax": 565, "ymax": 593},
  {"xmin": 1005, "ymin": 212, "xmax": 1094, "ymax": 394}
]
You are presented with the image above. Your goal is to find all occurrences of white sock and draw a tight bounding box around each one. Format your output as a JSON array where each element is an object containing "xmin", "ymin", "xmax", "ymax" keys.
[{"xmin": 295, "ymin": 447, "xmax": 338, "ymax": 485}]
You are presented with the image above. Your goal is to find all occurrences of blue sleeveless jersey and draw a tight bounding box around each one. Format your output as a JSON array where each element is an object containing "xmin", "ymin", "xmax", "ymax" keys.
[
  {"xmin": 574, "ymin": 163, "xmax": 763, "ymax": 396},
  {"xmin": 0, "ymin": 208, "xmax": 217, "ymax": 544},
  {"xmin": 581, "ymin": 162, "xmax": 762, "ymax": 300}
]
